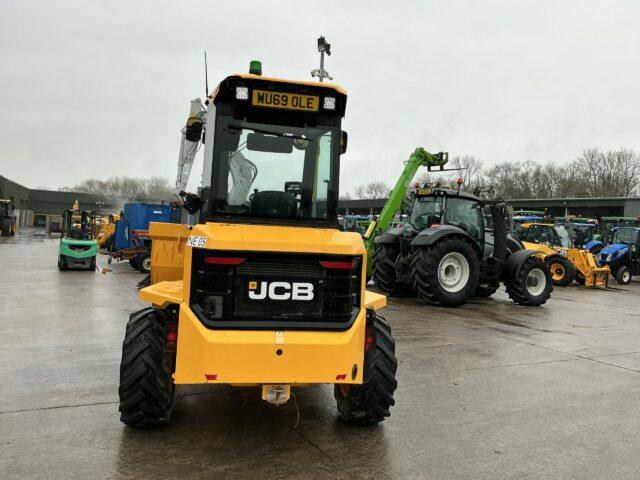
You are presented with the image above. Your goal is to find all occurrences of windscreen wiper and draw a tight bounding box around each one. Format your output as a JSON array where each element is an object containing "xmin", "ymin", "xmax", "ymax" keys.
[{"xmin": 226, "ymin": 124, "xmax": 307, "ymax": 141}]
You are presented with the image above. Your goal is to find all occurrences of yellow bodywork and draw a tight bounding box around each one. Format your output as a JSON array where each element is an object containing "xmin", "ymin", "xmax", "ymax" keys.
[
  {"xmin": 141, "ymin": 221, "xmax": 386, "ymax": 386},
  {"xmin": 521, "ymin": 238, "xmax": 609, "ymax": 288},
  {"xmin": 97, "ymin": 214, "xmax": 120, "ymax": 248}
]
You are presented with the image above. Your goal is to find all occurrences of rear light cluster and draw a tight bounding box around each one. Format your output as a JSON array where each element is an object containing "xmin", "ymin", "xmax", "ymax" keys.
[{"xmin": 189, "ymin": 250, "xmax": 361, "ymax": 330}]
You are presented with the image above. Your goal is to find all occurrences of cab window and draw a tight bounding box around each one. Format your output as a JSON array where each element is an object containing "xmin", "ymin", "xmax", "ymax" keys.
[
  {"xmin": 410, "ymin": 197, "xmax": 443, "ymax": 230},
  {"xmin": 445, "ymin": 197, "xmax": 484, "ymax": 242}
]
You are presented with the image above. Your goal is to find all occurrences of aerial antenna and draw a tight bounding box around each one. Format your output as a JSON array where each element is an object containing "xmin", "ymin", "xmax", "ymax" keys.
[
  {"xmin": 204, "ymin": 51, "xmax": 209, "ymax": 97},
  {"xmin": 311, "ymin": 36, "xmax": 333, "ymax": 82}
]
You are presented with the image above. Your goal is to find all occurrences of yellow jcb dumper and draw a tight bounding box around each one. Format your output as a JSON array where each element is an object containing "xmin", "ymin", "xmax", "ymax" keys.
[
  {"xmin": 518, "ymin": 222, "xmax": 609, "ymax": 287},
  {"xmin": 118, "ymin": 61, "xmax": 398, "ymax": 427}
]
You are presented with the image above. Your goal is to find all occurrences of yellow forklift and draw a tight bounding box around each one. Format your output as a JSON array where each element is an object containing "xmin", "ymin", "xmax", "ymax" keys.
[
  {"xmin": 119, "ymin": 56, "xmax": 398, "ymax": 427},
  {"xmin": 517, "ymin": 222, "xmax": 609, "ymax": 287}
]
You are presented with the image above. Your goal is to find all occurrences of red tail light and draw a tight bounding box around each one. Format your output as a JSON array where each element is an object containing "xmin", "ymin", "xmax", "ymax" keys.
[
  {"xmin": 204, "ymin": 256, "xmax": 245, "ymax": 265},
  {"xmin": 319, "ymin": 260, "xmax": 356, "ymax": 270}
]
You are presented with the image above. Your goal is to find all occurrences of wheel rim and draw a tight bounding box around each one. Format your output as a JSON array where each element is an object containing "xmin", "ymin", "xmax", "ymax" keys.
[
  {"xmin": 437, "ymin": 252, "xmax": 470, "ymax": 293},
  {"xmin": 526, "ymin": 268, "xmax": 547, "ymax": 297},
  {"xmin": 623, "ymin": 271, "xmax": 631, "ymax": 283},
  {"xmin": 142, "ymin": 257, "xmax": 152, "ymax": 271},
  {"xmin": 550, "ymin": 263, "xmax": 565, "ymax": 281}
]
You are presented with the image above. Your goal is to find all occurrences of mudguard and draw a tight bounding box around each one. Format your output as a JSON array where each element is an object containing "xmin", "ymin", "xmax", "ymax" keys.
[
  {"xmin": 585, "ymin": 239, "xmax": 604, "ymax": 253},
  {"xmin": 374, "ymin": 231, "xmax": 401, "ymax": 244},
  {"xmin": 410, "ymin": 225, "xmax": 469, "ymax": 247},
  {"xmin": 502, "ymin": 249, "xmax": 537, "ymax": 280}
]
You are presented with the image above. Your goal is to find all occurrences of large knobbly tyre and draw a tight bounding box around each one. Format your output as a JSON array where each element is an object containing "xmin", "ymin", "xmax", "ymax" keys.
[
  {"xmin": 505, "ymin": 256, "xmax": 553, "ymax": 306},
  {"xmin": 545, "ymin": 256, "xmax": 575, "ymax": 287},
  {"xmin": 412, "ymin": 238, "xmax": 480, "ymax": 307},
  {"xmin": 373, "ymin": 243, "xmax": 410, "ymax": 297},
  {"xmin": 334, "ymin": 312, "xmax": 397, "ymax": 425},
  {"xmin": 475, "ymin": 282, "xmax": 500, "ymax": 298},
  {"xmin": 119, "ymin": 307, "xmax": 175, "ymax": 428}
]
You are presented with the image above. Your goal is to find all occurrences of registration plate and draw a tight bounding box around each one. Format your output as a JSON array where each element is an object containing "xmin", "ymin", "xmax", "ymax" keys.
[
  {"xmin": 252, "ymin": 89, "xmax": 319, "ymax": 112},
  {"xmin": 186, "ymin": 235, "xmax": 207, "ymax": 248}
]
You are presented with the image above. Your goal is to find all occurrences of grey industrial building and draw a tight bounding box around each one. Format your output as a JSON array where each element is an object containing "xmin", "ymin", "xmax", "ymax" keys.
[
  {"xmin": 338, "ymin": 196, "xmax": 640, "ymax": 218},
  {"xmin": 0, "ymin": 174, "xmax": 155, "ymax": 229},
  {"xmin": 2, "ymin": 174, "xmax": 640, "ymax": 230}
]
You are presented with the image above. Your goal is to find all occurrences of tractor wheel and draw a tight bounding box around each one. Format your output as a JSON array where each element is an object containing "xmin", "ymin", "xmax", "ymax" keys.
[
  {"xmin": 89, "ymin": 257, "xmax": 96, "ymax": 271},
  {"xmin": 545, "ymin": 256, "xmax": 575, "ymax": 287},
  {"xmin": 137, "ymin": 252, "xmax": 152, "ymax": 274},
  {"xmin": 505, "ymin": 256, "xmax": 552, "ymax": 306},
  {"xmin": 334, "ymin": 311, "xmax": 397, "ymax": 425},
  {"xmin": 1, "ymin": 218, "xmax": 10, "ymax": 236},
  {"xmin": 475, "ymin": 282, "xmax": 500, "ymax": 298},
  {"xmin": 10, "ymin": 220, "xmax": 16, "ymax": 235},
  {"xmin": 119, "ymin": 307, "xmax": 175, "ymax": 428},
  {"xmin": 129, "ymin": 257, "xmax": 139, "ymax": 270},
  {"xmin": 615, "ymin": 266, "xmax": 632, "ymax": 285},
  {"xmin": 373, "ymin": 243, "xmax": 412, "ymax": 297},
  {"xmin": 57, "ymin": 255, "xmax": 67, "ymax": 271},
  {"xmin": 412, "ymin": 238, "xmax": 479, "ymax": 307}
]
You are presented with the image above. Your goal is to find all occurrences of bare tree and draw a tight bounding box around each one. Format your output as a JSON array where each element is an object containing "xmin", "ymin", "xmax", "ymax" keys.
[
  {"xmin": 146, "ymin": 176, "xmax": 173, "ymax": 199},
  {"xmin": 353, "ymin": 181, "xmax": 391, "ymax": 199},
  {"xmin": 61, "ymin": 176, "xmax": 173, "ymax": 200}
]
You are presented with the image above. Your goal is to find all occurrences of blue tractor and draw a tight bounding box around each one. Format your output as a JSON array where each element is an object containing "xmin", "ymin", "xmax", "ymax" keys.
[{"xmin": 598, "ymin": 226, "xmax": 640, "ymax": 285}]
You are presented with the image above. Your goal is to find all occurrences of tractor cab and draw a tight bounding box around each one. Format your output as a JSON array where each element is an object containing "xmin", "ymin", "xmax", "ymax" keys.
[
  {"xmin": 518, "ymin": 223, "xmax": 571, "ymax": 249},
  {"xmin": 409, "ymin": 188, "xmax": 485, "ymax": 246},
  {"xmin": 599, "ymin": 217, "xmax": 640, "ymax": 243},
  {"xmin": 58, "ymin": 208, "xmax": 98, "ymax": 270},
  {"xmin": 599, "ymin": 227, "xmax": 640, "ymax": 284}
]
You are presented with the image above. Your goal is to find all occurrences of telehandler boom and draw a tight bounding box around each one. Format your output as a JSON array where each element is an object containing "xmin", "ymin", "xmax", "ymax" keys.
[{"xmin": 363, "ymin": 147, "xmax": 449, "ymax": 278}]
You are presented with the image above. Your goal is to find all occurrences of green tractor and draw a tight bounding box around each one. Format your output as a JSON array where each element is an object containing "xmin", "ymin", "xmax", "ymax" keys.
[
  {"xmin": 58, "ymin": 208, "xmax": 98, "ymax": 271},
  {"xmin": 363, "ymin": 148, "xmax": 552, "ymax": 307},
  {"xmin": 0, "ymin": 199, "xmax": 17, "ymax": 236}
]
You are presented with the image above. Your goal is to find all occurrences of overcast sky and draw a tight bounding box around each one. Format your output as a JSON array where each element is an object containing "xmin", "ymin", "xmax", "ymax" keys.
[{"xmin": 1, "ymin": 0, "xmax": 639, "ymax": 195}]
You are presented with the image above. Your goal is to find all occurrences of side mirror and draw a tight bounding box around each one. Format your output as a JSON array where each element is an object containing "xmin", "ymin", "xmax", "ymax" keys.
[
  {"xmin": 340, "ymin": 130, "xmax": 348, "ymax": 154},
  {"xmin": 179, "ymin": 191, "xmax": 203, "ymax": 214}
]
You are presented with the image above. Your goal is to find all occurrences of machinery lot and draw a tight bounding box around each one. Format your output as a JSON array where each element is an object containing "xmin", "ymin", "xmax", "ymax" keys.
[{"xmin": 3, "ymin": 229, "xmax": 640, "ymax": 480}]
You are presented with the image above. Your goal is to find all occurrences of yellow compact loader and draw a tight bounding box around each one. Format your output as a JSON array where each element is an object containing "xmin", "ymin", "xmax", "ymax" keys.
[
  {"xmin": 118, "ymin": 61, "xmax": 398, "ymax": 427},
  {"xmin": 518, "ymin": 222, "xmax": 609, "ymax": 287}
]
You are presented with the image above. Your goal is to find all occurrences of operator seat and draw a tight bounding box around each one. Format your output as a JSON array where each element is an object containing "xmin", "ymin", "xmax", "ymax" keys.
[{"xmin": 250, "ymin": 191, "xmax": 297, "ymax": 218}]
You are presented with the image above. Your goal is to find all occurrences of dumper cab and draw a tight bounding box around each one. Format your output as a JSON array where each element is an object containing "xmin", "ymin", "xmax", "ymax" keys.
[{"xmin": 118, "ymin": 63, "xmax": 397, "ymax": 428}]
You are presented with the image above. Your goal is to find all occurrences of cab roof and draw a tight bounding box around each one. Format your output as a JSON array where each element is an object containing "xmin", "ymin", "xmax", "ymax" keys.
[
  {"xmin": 209, "ymin": 73, "xmax": 347, "ymax": 103},
  {"xmin": 416, "ymin": 187, "xmax": 480, "ymax": 202}
]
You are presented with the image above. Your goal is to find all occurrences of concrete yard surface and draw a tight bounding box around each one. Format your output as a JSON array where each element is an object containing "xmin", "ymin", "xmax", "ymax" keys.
[{"xmin": 2, "ymin": 229, "xmax": 640, "ymax": 479}]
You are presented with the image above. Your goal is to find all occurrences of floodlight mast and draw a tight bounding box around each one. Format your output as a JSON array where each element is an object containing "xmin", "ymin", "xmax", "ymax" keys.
[{"xmin": 311, "ymin": 36, "xmax": 333, "ymax": 82}]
